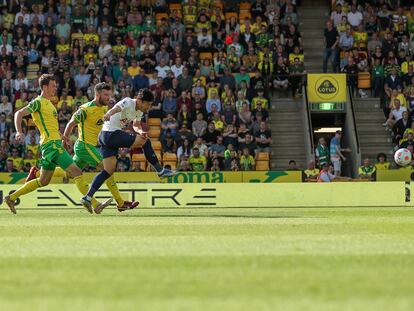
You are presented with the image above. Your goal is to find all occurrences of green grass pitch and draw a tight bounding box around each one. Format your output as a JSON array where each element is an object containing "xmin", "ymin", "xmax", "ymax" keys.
[{"xmin": 1, "ymin": 207, "xmax": 414, "ymax": 311}]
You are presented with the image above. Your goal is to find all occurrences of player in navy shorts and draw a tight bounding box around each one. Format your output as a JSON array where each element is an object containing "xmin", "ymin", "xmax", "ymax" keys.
[{"xmin": 81, "ymin": 89, "xmax": 175, "ymax": 213}]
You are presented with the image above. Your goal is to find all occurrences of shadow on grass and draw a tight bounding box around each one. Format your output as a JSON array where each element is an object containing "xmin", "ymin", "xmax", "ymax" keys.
[{"xmin": 99, "ymin": 214, "xmax": 302, "ymax": 219}]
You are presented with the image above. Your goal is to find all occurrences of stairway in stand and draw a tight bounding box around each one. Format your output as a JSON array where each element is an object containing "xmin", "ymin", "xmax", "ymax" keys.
[
  {"xmin": 269, "ymin": 99, "xmax": 307, "ymax": 170},
  {"xmin": 353, "ymin": 97, "xmax": 394, "ymax": 162},
  {"xmin": 299, "ymin": 3, "xmax": 330, "ymax": 73}
]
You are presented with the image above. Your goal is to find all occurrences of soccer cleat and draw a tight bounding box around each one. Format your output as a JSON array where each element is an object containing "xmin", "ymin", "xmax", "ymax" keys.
[
  {"xmin": 117, "ymin": 200, "xmax": 139, "ymax": 212},
  {"xmin": 25, "ymin": 166, "xmax": 39, "ymax": 182},
  {"xmin": 94, "ymin": 198, "xmax": 114, "ymax": 214},
  {"xmin": 4, "ymin": 195, "xmax": 17, "ymax": 214},
  {"xmin": 157, "ymin": 168, "xmax": 177, "ymax": 178},
  {"xmin": 80, "ymin": 195, "xmax": 94, "ymax": 214}
]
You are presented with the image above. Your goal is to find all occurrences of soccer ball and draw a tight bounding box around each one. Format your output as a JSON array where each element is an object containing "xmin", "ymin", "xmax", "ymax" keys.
[{"xmin": 394, "ymin": 148, "xmax": 412, "ymax": 167}]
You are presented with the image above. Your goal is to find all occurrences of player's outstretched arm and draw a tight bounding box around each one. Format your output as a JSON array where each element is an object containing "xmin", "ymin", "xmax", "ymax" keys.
[
  {"xmin": 62, "ymin": 115, "xmax": 78, "ymax": 148},
  {"xmin": 14, "ymin": 107, "xmax": 31, "ymax": 141},
  {"xmin": 103, "ymin": 105, "xmax": 122, "ymax": 121}
]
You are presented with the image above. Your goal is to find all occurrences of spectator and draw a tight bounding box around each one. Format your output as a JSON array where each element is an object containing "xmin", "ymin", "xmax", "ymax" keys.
[
  {"xmin": 323, "ymin": 20, "xmax": 339, "ymax": 73},
  {"xmin": 393, "ymin": 111, "xmax": 412, "ymax": 143},
  {"xmin": 192, "ymin": 112, "xmax": 207, "ymax": 138},
  {"xmin": 358, "ymin": 159, "xmax": 376, "ymax": 179},
  {"xmin": 254, "ymin": 121, "xmax": 272, "ymax": 153},
  {"xmin": 339, "ymin": 28, "xmax": 354, "ymax": 51},
  {"xmin": 189, "ymin": 147, "xmax": 207, "ymax": 171},
  {"xmin": 347, "ymin": 5, "xmax": 363, "ymax": 28},
  {"xmin": 304, "ymin": 160, "xmax": 320, "ymax": 180},
  {"xmin": 206, "ymin": 90, "xmax": 221, "ymax": 113},
  {"xmin": 161, "ymin": 113, "xmax": 178, "ymax": 138},
  {"xmin": 386, "ymin": 99, "xmax": 407, "ymax": 130},
  {"xmin": 287, "ymin": 160, "xmax": 299, "ymax": 170},
  {"xmin": 329, "ymin": 131, "xmax": 347, "ymax": 176},
  {"xmin": 315, "ymin": 137, "xmax": 330, "ymax": 168},
  {"xmin": 375, "ymin": 153, "xmax": 391, "ymax": 171},
  {"xmin": 240, "ymin": 147, "xmax": 255, "ymax": 171},
  {"xmin": 162, "ymin": 89, "xmax": 177, "ymax": 116},
  {"xmin": 161, "ymin": 129, "xmax": 177, "ymax": 153}
]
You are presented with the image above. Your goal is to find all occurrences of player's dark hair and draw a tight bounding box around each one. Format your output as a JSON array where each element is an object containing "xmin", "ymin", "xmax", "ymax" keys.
[
  {"xmin": 94, "ymin": 82, "xmax": 111, "ymax": 93},
  {"xmin": 39, "ymin": 74, "xmax": 56, "ymax": 89},
  {"xmin": 138, "ymin": 88, "xmax": 154, "ymax": 102}
]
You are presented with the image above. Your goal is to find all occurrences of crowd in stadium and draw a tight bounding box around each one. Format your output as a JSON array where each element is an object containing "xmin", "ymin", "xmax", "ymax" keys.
[{"xmin": 0, "ymin": 0, "xmax": 305, "ymax": 173}]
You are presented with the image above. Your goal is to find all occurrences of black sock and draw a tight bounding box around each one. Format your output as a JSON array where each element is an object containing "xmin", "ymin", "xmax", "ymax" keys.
[
  {"xmin": 87, "ymin": 170, "xmax": 111, "ymax": 198},
  {"xmin": 142, "ymin": 140, "xmax": 163, "ymax": 172}
]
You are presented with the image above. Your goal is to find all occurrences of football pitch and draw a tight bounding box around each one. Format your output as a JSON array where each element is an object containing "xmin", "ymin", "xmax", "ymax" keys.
[{"xmin": 1, "ymin": 207, "xmax": 414, "ymax": 311}]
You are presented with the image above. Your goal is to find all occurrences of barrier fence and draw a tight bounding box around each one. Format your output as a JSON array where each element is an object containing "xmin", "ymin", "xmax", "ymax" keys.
[{"xmin": 0, "ymin": 182, "xmax": 411, "ymax": 209}]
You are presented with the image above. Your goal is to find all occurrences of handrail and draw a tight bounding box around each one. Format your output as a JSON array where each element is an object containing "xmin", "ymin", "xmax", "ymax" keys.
[
  {"xmin": 303, "ymin": 84, "xmax": 315, "ymax": 155},
  {"xmin": 347, "ymin": 85, "xmax": 360, "ymax": 154}
]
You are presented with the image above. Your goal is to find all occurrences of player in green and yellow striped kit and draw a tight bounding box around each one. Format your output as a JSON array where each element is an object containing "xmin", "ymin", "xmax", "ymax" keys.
[
  {"xmin": 63, "ymin": 83, "xmax": 138, "ymax": 213},
  {"xmin": 4, "ymin": 74, "xmax": 111, "ymax": 214}
]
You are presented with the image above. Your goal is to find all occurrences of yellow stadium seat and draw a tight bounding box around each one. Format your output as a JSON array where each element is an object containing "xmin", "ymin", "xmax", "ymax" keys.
[
  {"xmin": 152, "ymin": 140, "xmax": 162, "ymax": 151},
  {"xmin": 148, "ymin": 118, "xmax": 161, "ymax": 126},
  {"xmin": 200, "ymin": 52, "xmax": 213, "ymax": 61},
  {"xmin": 148, "ymin": 128, "xmax": 161, "ymax": 139},
  {"xmin": 256, "ymin": 161, "xmax": 270, "ymax": 171},
  {"xmin": 131, "ymin": 154, "xmax": 147, "ymax": 170},
  {"xmin": 239, "ymin": 12, "xmax": 251, "ymax": 21},
  {"xmin": 155, "ymin": 151, "xmax": 162, "ymax": 161},
  {"xmin": 358, "ymin": 72, "xmax": 371, "ymax": 89},
  {"xmin": 257, "ymin": 152, "xmax": 270, "ymax": 161},
  {"xmin": 239, "ymin": 2, "xmax": 251, "ymax": 10},
  {"xmin": 225, "ymin": 12, "xmax": 238, "ymax": 21},
  {"xmin": 169, "ymin": 3, "xmax": 182, "ymax": 11},
  {"xmin": 163, "ymin": 152, "xmax": 177, "ymax": 162}
]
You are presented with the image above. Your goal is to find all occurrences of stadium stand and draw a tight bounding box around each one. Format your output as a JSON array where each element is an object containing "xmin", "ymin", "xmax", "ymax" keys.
[{"xmin": 0, "ymin": 0, "xmax": 307, "ymax": 173}]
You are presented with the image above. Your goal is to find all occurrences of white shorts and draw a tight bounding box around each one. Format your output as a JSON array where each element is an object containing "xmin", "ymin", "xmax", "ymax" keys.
[{"xmin": 331, "ymin": 157, "xmax": 341, "ymax": 172}]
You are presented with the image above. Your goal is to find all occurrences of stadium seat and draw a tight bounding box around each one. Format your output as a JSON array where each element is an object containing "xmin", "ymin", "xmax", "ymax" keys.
[
  {"xmin": 169, "ymin": 3, "xmax": 182, "ymax": 11},
  {"xmin": 163, "ymin": 161, "xmax": 177, "ymax": 170},
  {"xmin": 239, "ymin": 12, "xmax": 251, "ymax": 21},
  {"xmin": 27, "ymin": 64, "xmax": 39, "ymax": 80},
  {"xmin": 239, "ymin": 2, "xmax": 251, "ymax": 10},
  {"xmin": 152, "ymin": 140, "xmax": 162, "ymax": 152},
  {"xmin": 163, "ymin": 152, "xmax": 177, "ymax": 162},
  {"xmin": 131, "ymin": 154, "xmax": 147, "ymax": 170},
  {"xmin": 155, "ymin": 151, "xmax": 162, "ymax": 161},
  {"xmin": 225, "ymin": 12, "xmax": 238, "ymax": 21},
  {"xmin": 256, "ymin": 161, "xmax": 270, "ymax": 171},
  {"xmin": 156, "ymin": 13, "xmax": 168, "ymax": 26},
  {"xmin": 148, "ymin": 128, "xmax": 161, "ymax": 139},
  {"xmin": 200, "ymin": 52, "xmax": 213, "ymax": 61},
  {"xmin": 148, "ymin": 118, "xmax": 161, "ymax": 127},
  {"xmin": 257, "ymin": 152, "xmax": 270, "ymax": 161},
  {"xmin": 358, "ymin": 72, "xmax": 371, "ymax": 89}
]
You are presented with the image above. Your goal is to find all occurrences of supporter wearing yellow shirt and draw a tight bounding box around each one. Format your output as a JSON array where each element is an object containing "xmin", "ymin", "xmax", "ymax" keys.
[
  {"xmin": 289, "ymin": 47, "xmax": 304, "ymax": 64},
  {"xmin": 7, "ymin": 149, "xmax": 24, "ymax": 170},
  {"xmin": 240, "ymin": 148, "xmax": 255, "ymax": 171},
  {"xmin": 251, "ymin": 18, "xmax": 267, "ymax": 35},
  {"xmin": 113, "ymin": 36, "xmax": 128, "ymax": 56},
  {"xmin": 128, "ymin": 59, "xmax": 141, "ymax": 77},
  {"xmin": 15, "ymin": 93, "xmax": 29, "ymax": 111},
  {"xmin": 240, "ymin": 19, "xmax": 252, "ymax": 34},
  {"xmin": 84, "ymin": 33, "xmax": 99, "ymax": 45},
  {"xmin": 189, "ymin": 148, "xmax": 207, "ymax": 171},
  {"xmin": 375, "ymin": 152, "xmax": 390, "ymax": 171},
  {"xmin": 57, "ymin": 91, "xmax": 74, "ymax": 109},
  {"xmin": 401, "ymin": 58, "xmax": 414, "ymax": 74},
  {"xmin": 24, "ymin": 150, "xmax": 38, "ymax": 168},
  {"xmin": 390, "ymin": 90, "xmax": 408, "ymax": 109},
  {"xmin": 358, "ymin": 158, "xmax": 376, "ymax": 178},
  {"xmin": 304, "ymin": 160, "xmax": 320, "ymax": 179},
  {"xmin": 353, "ymin": 24, "xmax": 367, "ymax": 49}
]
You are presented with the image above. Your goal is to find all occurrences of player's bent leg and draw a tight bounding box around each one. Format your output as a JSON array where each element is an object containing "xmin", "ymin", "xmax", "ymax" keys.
[
  {"xmin": 82, "ymin": 156, "xmax": 116, "ymax": 212},
  {"xmin": 5, "ymin": 169, "xmax": 54, "ymax": 214},
  {"xmin": 140, "ymin": 138, "xmax": 176, "ymax": 178}
]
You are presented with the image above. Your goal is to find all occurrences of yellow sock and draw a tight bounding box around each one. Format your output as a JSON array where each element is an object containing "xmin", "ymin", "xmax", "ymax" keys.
[
  {"xmin": 73, "ymin": 175, "xmax": 99, "ymax": 208},
  {"xmin": 106, "ymin": 175, "xmax": 124, "ymax": 206},
  {"xmin": 10, "ymin": 179, "xmax": 41, "ymax": 201}
]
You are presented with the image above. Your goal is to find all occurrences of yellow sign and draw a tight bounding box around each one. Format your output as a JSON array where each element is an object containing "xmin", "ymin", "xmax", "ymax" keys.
[
  {"xmin": 376, "ymin": 169, "xmax": 414, "ymax": 182},
  {"xmin": 0, "ymin": 171, "xmax": 302, "ymax": 184},
  {"xmin": 0, "ymin": 182, "xmax": 410, "ymax": 209},
  {"xmin": 307, "ymin": 73, "xmax": 347, "ymax": 103}
]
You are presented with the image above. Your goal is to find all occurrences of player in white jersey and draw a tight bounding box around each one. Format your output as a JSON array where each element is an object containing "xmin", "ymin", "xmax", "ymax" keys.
[{"xmin": 81, "ymin": 89, "xmax": 175, "ymax": 212}]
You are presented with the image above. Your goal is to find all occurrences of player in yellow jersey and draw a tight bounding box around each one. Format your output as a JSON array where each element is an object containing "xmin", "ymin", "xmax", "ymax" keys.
[
  {"xmin": 63, "ymin": 83, "xmax": 139, "ymax": 213},
  {"xmin": 4, "ymin": 74, "xmax": 112, "ymax": 214}
]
